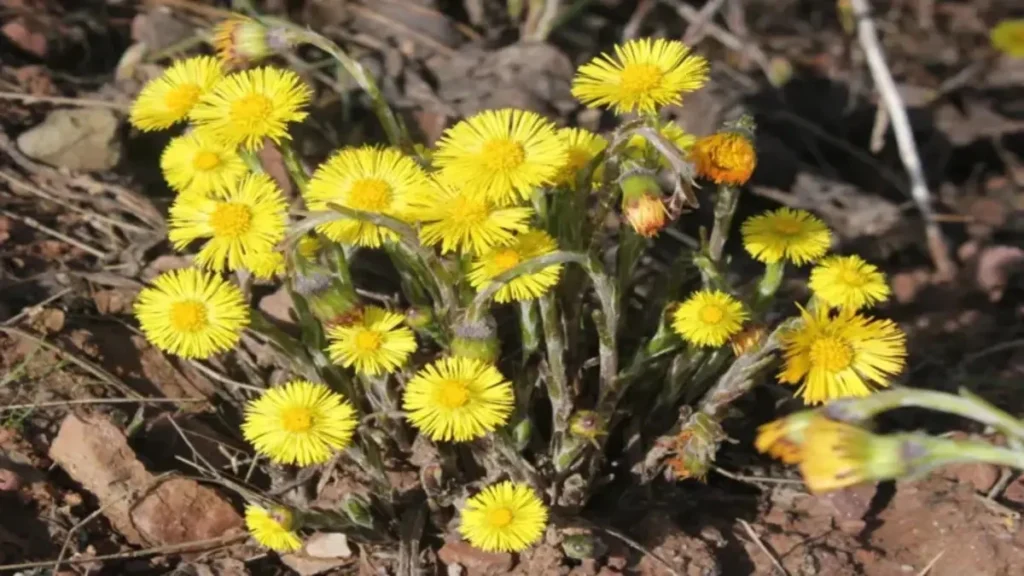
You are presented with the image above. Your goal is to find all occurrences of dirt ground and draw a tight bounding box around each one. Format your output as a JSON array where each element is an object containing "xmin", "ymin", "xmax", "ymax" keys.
[{"xmin": 1, "ymin": 0, "xmax": 1024, "ymax": 574}]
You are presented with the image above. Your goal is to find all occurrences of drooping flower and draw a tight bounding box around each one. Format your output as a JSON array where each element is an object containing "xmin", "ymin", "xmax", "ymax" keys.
[
  {"xmin": 130, "ymin": 56, "xmax": 223, "ymax": 131},
  {"xmin": 553, "ymin": 127, "xmax": 607, "ymax": 189},
  {"xmin": 326, "ymin": 306, "xmax": 417, "ymax": 375},
  {"xmin": 798, "ymin": 416, "xmax": 906, "ymax": 494},
  {"xmin": 671, "ymin": 289, "xmax": 748, "ymax": 347},
  {"xmin": 214, "ymin": 15, "xmax": 294, "ymax": 66},
  {"xmin": 741, "ymin": 207, "xmax": 831, "ymax": 265},
  {"xmin": 168, "ymin": 173, "xmax": 288, "ymax": 271},
  {"xmin": 571, "ymin": 38, "xmax": 709, "ymax": 115},
  {"xmin": 691, "ymin": 132, "xmax": 757, "ymax": 186},
  {"xmin": 459, "ymin": 481, "xmax": 548, "ymax": 553},
  {"xmin": 754, "ymin": 410, "xmax": 819, "ymax": 464},
  {"xmin": 403, "ymin": 357, "xmax": 514, "ymax": 442},
  {"xmin": 468, "ymin": 230, "xmax": 562, "ymax": 303},
  {"xmin": 241, "ymin": 380, "xmax": 358, "ymax": 466},
  {"xmin": 809, "ymin": 255, "xmax": 890, "ymax": 311},
  {"xmin": 133, "ymin": 268, "xmax": 249, "ymax": 359},
  {"xmin": 433, "ymin": 109, "xmax": 567, "ymax": 205},
  {"xmin": 160, "ymin": 129, "xmax": 249, "ymax": 198},
  {"xmin": 778, "ymin": 306, "xmax": 907, "ymax": 405},
  {"xmin": 190, "ymin": 67, "xmax": 311, "ymax": 150},
  {"xmin": 304, "ymin": 147, "xmax": 432, "ymax": 247},
  {"xmin": 991, "ymin": 18, "xmax": 1024, "ymax": 58},
  {"xmin": 412, "ymin": 181, "xmax": 532, "ymax": 254},
  {"xmin": 245, "ymin": 504, "xmax": 303, "ymax": 553}
]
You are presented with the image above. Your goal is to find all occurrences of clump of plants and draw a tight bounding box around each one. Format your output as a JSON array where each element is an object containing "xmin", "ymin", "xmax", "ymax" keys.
[{"xmin": 125, "ymin": 12, "xmax": 1024, "ymax": 560}]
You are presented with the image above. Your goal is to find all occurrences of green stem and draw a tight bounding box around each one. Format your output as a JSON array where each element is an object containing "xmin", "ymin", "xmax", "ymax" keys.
[
  {"xmin": 519, "ymin": 300, "xmax": 541, "ymax": 359},
  {"xmin": 539, "ymin": 293, "xmax": 571, "ymax": 439},
  {"xmin": 278, "ymin": 141, "xmax": 309, "ymax": 193},
  {"xmin": 707, "ymin": 184, "xmax": 739, "ymax": 264},
  {"xmin": 752, "ymin": 260, "xmax": 786, "ymax": 314}
]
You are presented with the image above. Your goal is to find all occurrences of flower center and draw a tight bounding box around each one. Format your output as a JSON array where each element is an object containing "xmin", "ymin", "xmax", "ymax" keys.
[
  {"xmin": 164, "ymin": 83, "xmax": 202, "ymax": 116},
  {"xmin": 772, "ymin": 218, "xmax": 803, "ymax": 237},
  {"xmin": 809, "ymin": 336, "xmax": 854, "ymax": 373},
  {"xmin": 348, "ymin": 178, "xmax": 393, "ymax": 212},
  {"xmin": 450, "ymin": 197, "xmax": 489, "ymax": 225},
  {"xmin": 839, "ymin": 269, "xmax": 867, "ymax": 287},
  {"xmin": 486, "ymin": 507, "xmax": 514, "ymax": 528},
  {"xmin": 699, "ymin": 304, "xmax": 725, "ymax": 325},
  {"xmin": 193, "ymin": 150, "xmax": 222, "ymax": 171},
  {"xmin": 354, "ymin": 330, "xmax": 383, "ymax": 352},
  {"xmin": 169, "ymin": 301, "xmax": 208, "ymax": 333},
  {"xmin": 620, "ymin": 63, "xmax": 664, "ymax": 96},
  {"xmin": 280, "ymin": 406, "xmax": 314, "ymax": 432},
  {"xmin": 481, "ymin": 139, "xmax": 525, "ymax": 172},
  {"xmin": 437, "ymin": 379, "xmax": 470, "ymax": 409},
  {"xmin": 492, "ymin": 249, "xmax": 521, "ymax": 272},
  {"xmin": 209, "ymin": 202, "xmax": 253, "ymax": 237},
  {"xmin": 230, "ymin": 94, "xmax": 273, "ymax": 127}
]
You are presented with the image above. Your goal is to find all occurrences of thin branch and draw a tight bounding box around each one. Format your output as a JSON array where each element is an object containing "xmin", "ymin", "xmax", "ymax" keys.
[{"xmin": 0, "ymin": 90, "xmax": 129, "ymax": 111}]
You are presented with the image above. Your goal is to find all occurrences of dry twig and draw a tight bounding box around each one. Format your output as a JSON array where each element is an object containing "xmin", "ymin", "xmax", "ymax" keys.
[{"xmin": 739, "ymin": 519, "xmax": 791, "ymax": 576}]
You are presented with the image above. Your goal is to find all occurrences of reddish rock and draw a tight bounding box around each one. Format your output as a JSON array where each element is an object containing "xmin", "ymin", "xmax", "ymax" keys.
[
  {"xmin": 940, "ymin": 461, "xmax": 1000, "ymax": 494},
  {"xmin": 438, "ymin": 540, "xmax": 513, "ymax": 576},
  {"xmin": 1, "ymin": 16, "xmax": 47, "ymax": 57},
  {"xmin": 131, "ymin": 478, "xmax": 242, "ymax": 544}
]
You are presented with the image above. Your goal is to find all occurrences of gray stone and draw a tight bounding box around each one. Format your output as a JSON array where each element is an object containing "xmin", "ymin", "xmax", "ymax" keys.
[{"xmin": 17, "ymin": 108, "xmax": 122, "ymax": 171}]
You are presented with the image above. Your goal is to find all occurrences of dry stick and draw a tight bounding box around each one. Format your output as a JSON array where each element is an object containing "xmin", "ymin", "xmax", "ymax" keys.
[
  {"xmin": 916, "ymin": 551, "xmax": 945, "ymax": 576},
  {"xmin": 739, "ymin": 519, "xmax": 791, "ymax": 576},
  {"xmin": 0, "ymin": 209, "xmax": 107, "ymax": 259},
  {"xmin": 658, "ymin": 0, "xmax": 772, "ymax": 77},
  {"xmin": 711, "ymin": 465, "xmax": 804, "ymax": 487},
  {"xmin": 2, "ymin": 287, "xmax": 72, "ymax": 327},
  {"xmin": 848, "ymin": 0, "xmax": 955, "ymax": 279},
  {"xmin": 1, "ymin": 397, "xmax": 204, "ymax": 411},
  {"xmin": 0, "ymin": 91, "xmax": 129, "ymax": 111},
  {"xmin": 682, "ymin": 0, "xmax": 728, "ymax": 45},
  {"xmin": 0, "ymin": 534, "xmax": 246, "ymax": 572}
]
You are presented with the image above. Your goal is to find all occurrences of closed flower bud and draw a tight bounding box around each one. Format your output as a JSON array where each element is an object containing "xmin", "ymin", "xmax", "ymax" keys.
[
  {"xmin": 620, "ymin": 168, "xmax": 667, "ymax": 238},
  {"xmin": 691, "ymin": 131, "xmax": 756, "ymax": 186},
  {"xmin": 730, "ymin": 324, "xmax": 767, "ymax": 356},
  {"xmin": 213, "ymin": 15, "xmax": 295, "ymax": 66},
  {"xmin": 569, "ymin": 410, "xmax": 605, "ymax": 440}
]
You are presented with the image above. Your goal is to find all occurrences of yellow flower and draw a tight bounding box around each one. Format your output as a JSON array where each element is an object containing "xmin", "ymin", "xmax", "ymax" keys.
[
  {"xmin": 133, "ymin": 268, "xmax": 249, "ymax": 359},
  {"xmin": 623, "ymin": 191, "xmax": 667, "ymax": 238},
  {"xmin": 433, "ymin": 109, "xmax": 567, "ymax": 206},
  {"xmin": 304, "ymin": 147, "xmax": 432, "ymax": 247},
  {"xmin": 459, "ymin": 481, "xmax": 548, "ymax": 553},
  {"xmin": 190, "ymin": 67, "xmax": 311, "ymax": 150},
  {"xmin": 671, "ymin": 289, "xmax": 748, "ymax": 347},
  {"xmin": 468, "ymin": 230, "xmax": 562, "ymax": 303},
  {"xmin": 242, "ymin": 379, "xmax": 358, "ymax": 466},
  {"xmin": 691, "ymin": 132, "xmax": 757, "ymax": 186},
  {"xmin": 214, "ymin": 15, "xmax": 288, "ymax": 65},
  {"xmin": 553, "ymin": 128, "xmax": 606, "ymax": 189},
  {"xmin": 809, "ymin": 255, "xmax": 890, "ymax": 311},
  {"xmin": 571, "ymin": 38, "xmax": 709, "ymax": 115},
  {"xmin": 412, "ymin": 181, "xmax": 532, "ymax": 255},
  {"xmin": 160, "ymin": 129, "xmax": 249, "ymax": 198},
  {"xmin": 130, "ymin": 56, "xmax": 223, "ymax": 131},
  {"xmin": 779, "ymin": 306, "xmax": 907, "ymax": 405},
  {"xmin": 798, "ymin": 416, "xmax": 905, "ymax": 494},
  {"xmin": 326, "ymin": 306, "xmax": 417, "ymax": 375},
  {"xmin": 296, "ymin": 235, "xmax": 322, "ymax": 260},
  {"xmin": 991, "ymin": 19, "xmax": 1024, "ymax": 58},
  {"xmin": 730, "ymin": 324, "xmax": 767, "ymax": 356},
  {"xmin": 741, "ymin": 208, "xmax": 831, "ymax": 265},
  {"xmin": 245, "ymin": 504, "xmax": 302, "ymax": 553},
  {"xmin": 169, "ymin": 173, "xmax": 288, "ymax": 271},
  {"xmin": 754, "ymin": 411, "xmax": 818, "ymax": 464},
  {"xmin": 623, "ymin": 121, "xmax": 697, "ymax": 169},
  {"xmin": 241, "ymin": 250, "xmax": 285, "ymax": 280},
  {"xmin": 403, "ymin": 357, "xmax": 514, "ymax": 442}
]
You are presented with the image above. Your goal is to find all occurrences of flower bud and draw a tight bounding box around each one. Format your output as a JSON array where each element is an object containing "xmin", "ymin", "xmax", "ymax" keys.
[
  {"xmin": 619, "ymin": 168, "xmax": 667, "ymax": 238},
  {"xmin": 293, "ymin": 270, "xmax": 357, "ymax": 326},
  {"xmin": 730, "ymin": 324, "xmax": 767, "ymax": 356},
  {"xmin": 569, "ymin": 410, "xmax": 605, "ymax": 440},
  {"xmin": 561, "ymin": 532, "xmax": 607, "ymax": 560},
  {"xmin": 451, "ymin": 315, "xmax": 500, "ymax": 364},
  {"xmin": 513, "ymin": 418, "xmax": 533, "ymax": 451},
  {"xmin": 798, "ymin": 416, "xmax": 908, "ymax": 493},
  {"xmin": 213, "ymin": 15, "xmax": 296, "ymax": 66},
  {"xmin": 690, "ymin": 131, "xmax": 757, "ymax": 186}
]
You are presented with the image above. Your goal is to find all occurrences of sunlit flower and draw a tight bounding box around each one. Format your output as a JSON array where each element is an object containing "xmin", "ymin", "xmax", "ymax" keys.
[
  {"xmin": 433, "ymin": 109, "xmax": 567, "ymax": 205},
  {"xmin": 779, "ymin": 306, "xmax": 907, "ymax": 405},
  {"xmin": 459, "ymin": 481, "xmax": 548, "ymax": 553},
  {"xmin": 241, "ymin": 250, "xmax": 285, "ymax": 280},
  {"xmin": 571, "ymin": 38, "xmax": 709, "ymax": 115},
  {"xmin": 245, "ymin": 504, "xmax": 302, "ymax": 553},
  {"xmin": 130, "ymin": 56, "xmax": 223, "ymax": 131},
  {"xmin": 242, "ymin": 379, "xmax": 358, "ymax": 466},
  {"xmin": 809, "ymin": 255, "xmax": 890, "ymax": 311},
  {"xmin": 991, "ymin": 18, "xmax": 1024, "ymax": 58},
  {"xmin": 133, "ymin": 268, "xmax": 248, "ymax": 359},
  {"xmin": 160, "ymin": 129, "xmax": 248, "ymax": 198},
  {"xmin": 412, "ymin": 181, "xmax": 532, "ymax": 254},
  {"xmin": 691, "ymin": 132, "xmax": 756, "ymax": 186},
  {"xmin": 304, "ymin": 147, "xmax": 432, "ymax": 247},
  {"xmin": 671, "ymin": 289, "xmax": 748, "ymax": 347},
  {"xmin": 799, "ymin": 416, "xmax": 906, "ymax": 493},
  {"xmin": 190, "ymin": 67, "xmax": 311, "ymax": 150},
  {"xmin": 326, "ymin": 306, "xmax": 417, "ymax": 375},
  {"xmin": 741, "ymin": 208, "xmax": 831, "ymax": 265},
  {"xmin": 468, "ymin": 230, "xmax": 562, "ymax": 303},
  {"xmin": 403, "ymin": 357, "xmax": 514, "ymax": 442},
  {"xmin": 553, "ymin": 128, "xmax": 606, "ymax": 189},
  {"xmin": 754, "ymin": 410, "xmax": 818, "ymax": 464},
  {"xmin": 296, "ymin": 235, "xmax": 322, "ymax": 260},
  {"xmin": 168, "ymin": 173, "xmax": 287, "ymax": 271}
]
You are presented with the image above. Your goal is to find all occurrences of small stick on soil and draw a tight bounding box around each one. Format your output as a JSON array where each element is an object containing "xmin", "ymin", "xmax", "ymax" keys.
[
  {"xmin": 848, "ymin": 0, "xmax": 956, "ymax": 280},
  {"xmin": 1, "ymin": 287, "xmax": 72, "ymax": 327},
  {"xmin": 738, "ymin": 519, "xmax": 791, "ymax": 576},
  {"xmin": 658, "ymin": 0, "xmax": 772, "ymax": 77},
  {"xmin": 1, "ymin": 397, "xmax": 205, "ymax": 411},
  {"xmin": 712, "ymin": 465, "xmax": 805, "ymax": 487},
  {"xmin": 916, "ymin": 550, "xmax": 944, "ymax": 576},
  {"xmin": 0, "ymin": 209, "xmax": 108, "ymax": 260},
  {"xmin": 0, "ymin": 534, "xmax": 245, "ymax": 572},
  {"xmin": 0, "ymin": 91, "xmax": 129, "ymax": 111}
]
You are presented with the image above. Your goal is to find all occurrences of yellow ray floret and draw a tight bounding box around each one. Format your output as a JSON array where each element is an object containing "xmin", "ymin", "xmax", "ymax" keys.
[
  {"xmin": 160, "ymin": 129, "xmax": 249, "ymax": 198},
  {"xmin": 304, "ymin": 146, "xmax": 432, "ymax": 247},
  {"xmin": 778, "ymin": 306, "xmax": 906, "ymax": 405},
  {"xmin": 468, "ymin": 230, "xmax": 562, "ymax": 303},
  {"xmin": 459, "ymin": 481, "xmax": 548, "ymax": 553},
  {"xmin": 571, "ymin": 38, "xmax": 709, "ymax": 115},
  {"xmin": 245, "ymin": 504, "xmax": 302, "ymax": 553},
  {"xmin": 403, "ymin": 357, "xmax": 514, "ymax": 442},
  {"xmin": 133, "ymin": 267, "xmax": 249, "ymax": 359},
  {"xmin": 809, "ymin": 254, "xmax": 890, "ymax": 311},
  {"xmin": 326, "ymin": 306, "xmax": 417, "ymax": 375},
  {"xmin": 553, "ymin": 127, "xmax": 607, "ymax": 189},
  {"xmin": 190, "ymin": 67, "xmax": 311, "ymax": 150},
  {"xmin": 433, "ymin": 109, "xmax": 567, "ymax": 206},
  {"xmin": 242, "ymin": 379, "xmax": 358, "ymax": 466},
  {"xmin": 622, "ymin": 121, "xmax": 697, "ymax": 171},
  {"xmin": 411, "ymin": 181, "xmax": 532, "ymax": 255},
  {"xmin": 671, "ymin": 289, "xmax": 748, "ymax": 347},
  {"xmin": 991, "ymin": 19, "xmax": 1024, "ymax": 58},
  {"xmin": 741, "ymin": 207, "xmax": 831, "ymax": 265},
  {"xmin": 241, "ymin": 250, "xmax": 286, "ymax": 280},
  {"xmin": 130, "ymin": 56, "xmax": 223, "ymax": 131},
  {"xmin": 168, "ymin": 173, "xmax": 288, "ymax": 271}
]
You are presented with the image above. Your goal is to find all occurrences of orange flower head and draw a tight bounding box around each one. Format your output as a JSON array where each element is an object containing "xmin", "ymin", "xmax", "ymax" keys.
[{"xmin": 691, "ymin": 132, "xmax": 756, "ymax": 186}]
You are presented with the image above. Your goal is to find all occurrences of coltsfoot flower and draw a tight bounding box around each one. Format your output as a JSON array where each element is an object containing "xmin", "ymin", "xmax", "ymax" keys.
[
  {"xmin": 326, "ymin": 306, "xmax": 417, "ymax": 375},
  {"xmin": 130, "ymin": 56, "xmax": 223, "ymax": 131},
  {"xmin": 403, "ymin": 357, "xmax": 514, "ymax": 442},
  {"xmin": 459, "ymin": 481, "xmax": 548, "ymax": 552},
  {"xmin": 691, "ymin": 132, "xmax": 757, "ymax": 186},
  {"xmin": 754, "ymin": 410, "xmax": 819, "ymax": 464},
  {"xmin": 214, "ymin": 15, "xmax": 294, "ymax": 65},
  {"xmin": 798, "ymin": 416, "xmax": 906, "ymax": 493},
  {"xmin": 741, "ymin": 208, "xmax": 831, "ymax": 265},
  {"xmin": 809, "ymin": 255, "xmax": 890, "ymax": 311},
  {"xmin": 671, "ymin": 289, "xmax": 748, "ymax": 348},
  {"xmin": 553, "ymin": 128, "xmax": 607, "ymax": 189},
  {"xmin": 412, "ymin": 181, "xmax": 532, "ymax": 255},
  {"xmin": 245, "ymin": 504, "xmax": 302, "ymax": 553},
  {"xmin": 160, "ymin": 129, "xmax": 248, "ymax": 198},
  {"xmin": 468, "ymin": 230, "xmax": 562, "ymax": 303},
  {"xmin": 991, "ymin": 19, "xmax": 1024, "ymax": 58}
]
